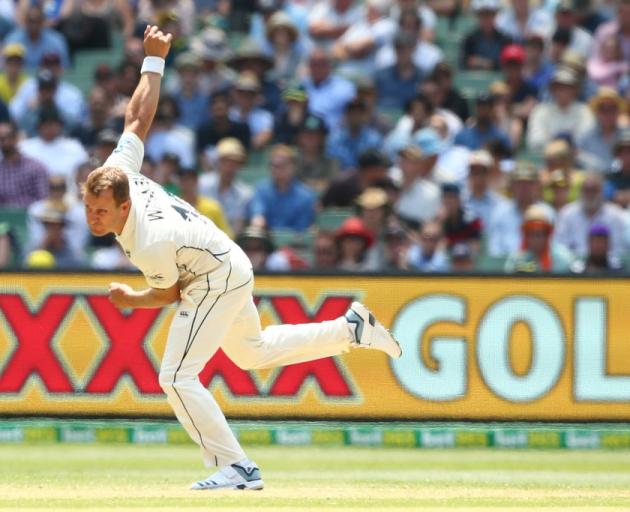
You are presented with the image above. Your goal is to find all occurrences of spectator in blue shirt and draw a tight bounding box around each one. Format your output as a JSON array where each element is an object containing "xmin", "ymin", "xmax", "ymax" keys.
[
  {"xmin": 455, "ymin": 93, "xmax": 512, "ymax": 150},
  {"xmin": 169, "ymin": 52, "xmax": 209, "ymax": 131},
  {"xmin": 5, "ymin": 4, "xmax": 70, "ymax": 71},
  {"xmin": 327, "ymin": 97, "xmax": 383, "ymax": 171},
  {"xmin": 248, "ymin": 144, "xmax": 317, "ymax": 232},
  {"xmin": 374, "ymin": 31, "xmax": 424, "ymax": 111}
]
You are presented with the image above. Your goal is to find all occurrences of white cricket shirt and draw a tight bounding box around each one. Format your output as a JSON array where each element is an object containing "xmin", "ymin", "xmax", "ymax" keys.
[{"xmin": 105, "ymin": 132, "xmax": 235, "ymax": 291}]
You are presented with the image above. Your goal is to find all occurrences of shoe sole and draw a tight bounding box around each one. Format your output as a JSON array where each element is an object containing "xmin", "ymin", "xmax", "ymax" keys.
[
  {"xmin": 191, "ymin": 479, "xmax": 264, "ymax": 491},
  {"xmin": 352, "ymin": 302, "xmax": 402, "ymax": 359}
]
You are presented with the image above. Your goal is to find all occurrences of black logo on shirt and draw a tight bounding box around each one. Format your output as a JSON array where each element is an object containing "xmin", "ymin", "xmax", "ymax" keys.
[{"xmin": 148, "ymin": 273, "xmax": 164, "ymax": 281}]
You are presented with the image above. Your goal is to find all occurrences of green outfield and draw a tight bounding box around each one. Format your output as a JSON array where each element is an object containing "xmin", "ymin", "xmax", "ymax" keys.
[{"xmin": 1, "ymin": 445, "xmax": 630, "ymax": 510}]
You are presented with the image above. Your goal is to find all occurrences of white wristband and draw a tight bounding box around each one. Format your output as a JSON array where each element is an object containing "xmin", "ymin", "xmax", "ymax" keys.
[{"xmin": 141, "ymin": 56, "xmax": 165, "ymax": 76}]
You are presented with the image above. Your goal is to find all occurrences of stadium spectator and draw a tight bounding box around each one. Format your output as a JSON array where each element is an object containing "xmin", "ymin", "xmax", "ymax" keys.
[
  {"xmin": 407, "ymin": 220, "xmax": 449, "ymax": 271},
  {"xmin": 327, "ymin": 97, "xmax": 383, "ymax": 172},
  {"xmin": 418, "ymin": 78, "xmax": 464, "ymax": 138},
  {"xmin": 382, "ymin": 223, "xmax": 413, "ymax": 271},
  {"xmin": 136, "ymin": 0, "xmax": 195, "ymax": 36},
  {"xmin": 28, "ymin": 206, "xmax": 84, "ymax": 269},
  {"xmin": 571, "ymin": 223, "xmax": 625, "ymax": 273},
  {"xmin": 505, "ymin": 205, "xmax": 574, "ymax": 273},
  {"xmin": 294, "ymin": 114, "xmax": 340, "ymax": 192},
  {"xmin": 302, "ymin": 48, "xmax": 356, "ymax": 130},
  {"xmin": 499, "ymin": 45, "xmax": 539, "ymax": 124},
  {"xmin": 334, "ymin": 216, "xmax": 376, "ymax": 271},
  {"xmin": 449, "ymin": 242, "xmax": 476, "ymax": 272},
  {"xmin": 604, "ymin": 130, "xmax": 630, "ymax": 207},
  {"xmin": 495, "ymin": 0, "xmax": 554, "ymax": 43},
  {"xmin": 354, "ymin": 77, "xmax": 393, "ymax": 136},
  {"xmin": 178, "ymin": 167, "xmax": 233, "ymax": 239},
  {"xmin": 587, "ymin": 31, "xmax": 629, "ymax": 87},
  {"xmin": 249, "ymin": 0, "xmax": 310, "ymax": 53},
  {"xmin": 146, "ymin": 96, "xmax": 196, "ymax": 169},
  {"xmin": 229, "ymin": 71, "xmax": 274, "ymax": 150},
  {"xmin": 312, "ymin": 230, "xmax": 340, "ymax": 270},
  {"xmin": 19, "ymin": 105, "xmax": 88, "ymax": 193},
  {"xmin": 248, "ymin": 144, "xmax": 317, "ymax": 231},
  {"xmin": 322, "ymin": 148, "xmax": 392, "ymax": 208},
  {"xmin": 383, "ymin": 93, "xmax": 433, "ymax": 159},
  {"xmin": 374, "ymin": 31, "xmax": 424, "ymax": 111},
  {"xmin": 488, "ymin": 80, "xmax": 523, "ymax": 149},
  {"xmin": 199, "ymin": 138, "xmax": 252, "ymax": 235},
  {"xmin": 590, "ymin": 0, "xmax": 630, "ymax": 75},
  {"xmin": 168, "ymin": 52, "xmax": 209, "ymax": 131},
  {"xmin": 264, "ymin": 12, "xmax": 304, "ymax": 88},
  {"xmin": 487, "ymin": 161, "xmax": 554, "ymax": 257},
  {"xmin": 541, "ymin": 139, "xmax": 585, "ymax": 206},
  {"xmin": 429, "ymin": 114, "xmax": 471, "ymax": 185},
  {"xmin": 558, "ymin": 49, "xmax": 598, "ymax": 102},
  {"xmin": 439, "ymin": 183, "xmax": 482, "ymax": 251},
  {"xmin": 523, "ymin": 33, "xmax": 554, "ymax": 93},
  {"xmin": 0, "ymin": 43, "xmax": 28, "ymax": 104},
  {"xmin": 273, "ymin": 83, "xmax": 310, "ymax": 145},
  {"xmin": 554, "ymin": 172, "xmax": 627, "ymax": 259},
  {"xmin": 462, "ymin": 150, "xmax": 507, "ymax": 231},
  {"xmin": 308, "ymin": 0, "xmax": 363, "ymax": 50},
  {"xmin": 376, "ymin": 8, "xmax": 442, "ymax": 76},
  {"xmin": 454, "ymin": 93, "xmax": 512, "ymax": 151},
  {"xmin": 153, "ymin": 152, "xmax": 182, "ymax": 196},
  {"xmin": 355, "ymin": 186, "xmax": 391, "ymax": 268},
  {"xmin": 73, "ymin": 88, "xmax": 115, "ymax": 151},
  {"xmin": 5, "ymin": 4, "xmax": 70, "ymax": 70},
  {"xmin": 554, "ymin": 0, "xmax": 594, "ymax": 58},
  {"xmin": 526, "ymin": 67, "xmax": 595, "ymax": 151},
  {"xmin": 430, "ymin": 62, "xmax": 470, "ymax": 124},
  {"xmin": 546, "ymin": 169, "xmax": 573, "ymax": 212},
  {"xmin": 389, "ymin": 0, "xmax": 440, "ymax": 41},
  {"xmin": 577, "ymin": 87, "xmax": 627, "ymax": 172},
  {"xmin": 0, "ymin": 120, "xmax": 48, "ymax": 208},
  {"xmin": 460, "ymin": 0, "xmax": 512, "ymax": 71},
  {"xmin": 236, "ymin": 225, "xmax": 285, "ymax": 272},
  {"xmin": 92, "ymin": 129, "xmax": 120, "ymax": 167}
]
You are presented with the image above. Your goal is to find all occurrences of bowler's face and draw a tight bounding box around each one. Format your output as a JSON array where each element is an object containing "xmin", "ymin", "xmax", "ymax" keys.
[{"xmin": 84, "ymin": 188, "xmax": 128, "ymax": 237}]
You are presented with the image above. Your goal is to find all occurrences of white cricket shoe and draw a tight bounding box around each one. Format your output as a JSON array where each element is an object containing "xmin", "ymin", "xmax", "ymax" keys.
[
  {"xmin": 190, "ymin": 462, "xmax": 264, "ymax": 490},
  {"xmin": 344, "ymin": 301, "xmax": 402, "ymax": 359}
]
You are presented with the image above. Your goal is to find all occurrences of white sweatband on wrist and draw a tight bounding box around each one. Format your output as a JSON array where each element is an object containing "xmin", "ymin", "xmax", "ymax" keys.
[{"xmin": 141, "ymin": 56, "xmax": 165, "ymax": 76}]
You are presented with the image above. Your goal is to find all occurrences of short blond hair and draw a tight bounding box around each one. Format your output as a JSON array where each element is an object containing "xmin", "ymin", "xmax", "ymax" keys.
[{"xmin": 83, "ymin": 166, "xmax": 130, "ymax": 205}]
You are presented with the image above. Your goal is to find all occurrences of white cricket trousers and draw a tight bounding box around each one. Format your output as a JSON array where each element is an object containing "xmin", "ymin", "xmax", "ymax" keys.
[{"xmin": 158, "ymin": 245, "xmax": 353, "ymax": 467}]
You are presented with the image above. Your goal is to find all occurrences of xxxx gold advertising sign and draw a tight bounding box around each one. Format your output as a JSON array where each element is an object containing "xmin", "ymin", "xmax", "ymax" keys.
[{"xmin": 1, "ymin": 273, "xmax": 630, "ymax": 420}]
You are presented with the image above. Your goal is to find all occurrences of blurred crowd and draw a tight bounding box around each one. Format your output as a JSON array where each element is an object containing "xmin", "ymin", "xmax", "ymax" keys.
[{"xmin": 0, "ymin": 0, "xmax": 629, "ymax": 274}]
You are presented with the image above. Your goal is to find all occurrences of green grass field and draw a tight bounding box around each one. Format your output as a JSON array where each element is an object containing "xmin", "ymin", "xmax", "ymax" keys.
[{"xmin": 1, "ymin": 444, "xmax": 630, "ymax": 511}]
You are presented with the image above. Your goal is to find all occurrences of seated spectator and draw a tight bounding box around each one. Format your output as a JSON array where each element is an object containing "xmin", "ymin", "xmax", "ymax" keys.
[
  {"xmin": 454, "ymin": 93, "xmax": 512, "ymax": 151},
  {"xmin": 91, "ymin": 129, "xmax": 120, "ymax": 167},
  {"xmin": 264, "ymin": 12, "xmax": 304, "ymax": 88},
  {"xmin": 499, "ymin": 44, "xmax": 539, "ymax": 125},
  {"xmin": 461, "ymin": 0, "xmax": 512, "ymax": 71},
  {"xmin": 355, "ymin": 77, "xmax": 393, "ymax": 135},
  {"xmin": 604, "ymin": 130, "xmax": 630, "ymax": 207},
  {"xmin": 308, "ymin": 0, "xmax": 363, "ymax": 50},
  {"xmin": 463, "ymin": 150, "xmax": 508, "ymax": 231},
  {"xmin": 590, "ymin": 0, "xmax": 630, "ymax": 77},
  {"xmin": 390, "ymin": 0, "xmax": 440, "ymax": 42},
  {"xmin": 322, "ymin": 148, "xmax": 393, "ymax": 208},
  {"xmin": 355, "ymin": 186, "xmax": 391, "ymax": 268},
  {"xmin": 28, "ymin": 207, "xmax": 84, "ymax": 269},
  {"xmin": 439, "ymin": 183, "xmax": 482, "ymax": 252},
  {"xmin": 250, "ymin": 0, "xmax": 310, "ymax": 51},
  {"xmin": 383, "ymin": 93, "xmax": 433, "ymax": 159},
  {"xmin": 197, "ymin": 90, "xmax": 251, "ymax": 170},
  {"xmin": 546, "ymin": 169, "xmax": 573, "ymax": 212},
  {"xmin": 146, "ymin": 96, "xmax": 196, "ymax": 169},
  {"xmin": 5, "ymin": 4, "xmax": 70, "ymax": 70},
  {"xmin": 505, "ymin": 204, "xmax": 574, "ymax": 273},
  {"xmin": 199, "ymin": 138, "xmax": 252, "ymax": 235},
  {"xmin": 408, "ymin": 220, "xmax": 449, "ymax": 272},
  {"xmin": 418, "ymin": 78, "xmax": 464, "ymax": 138},
  {"xmin": 229, "ymin": 72, "xmax": 274, "ymax": 150},
  {"xmin": 302, "ymin": 48, "xmax": 356, "ymax": 130},
  {"xmin": 295, "ymin": 114, "xmax": 340, "ymax": 192},
  {"xmin": 541, "ymin": 139, "xmax": 585, "ymax": 205},
  {"xmin": 169, "ymin": 52, "xmax": 210, "ymax": 131},
  {"xmin": 73, "ymin": 87, "xmax": 115, "ymax": 151},
  {"xmin": 382, "ymin": 223, "xmax": 413, "ymax": 271},
  {"xmin": 496, "ymin": 0, "xmax": 553, "ymax": 43},
  {"xmin": 376, "ymin": 8, "xmax": 441, "ymax": 77},
  {"xmin": 334, "ymin": 216, "xmax": 376, "ymax": 272},
  {"xmin": 526, "ymin": 67, "xmax": 595, "ymax": 151},
  {"xmin": 178, "ymin": 167, "xmax": 233, "ymax": 239},
  {"xmin": 19, "ymin": 106, "xmax": 88, "ymax": 193},
  {"xmin": 554, "ymin": 172, "xmax": 627, "ymax": 259},
  {"xmin": 429, "ymin": 114, "xmax": 471, "ymax": 185},
  {"xmin": 0, "ymin": 120, "xmax": 48, "ymax": 208},
  {"xmin": 449, "ymin": 242, "xmax": 476, "ymax": 272},
  {"xmin": 430, "ymin": 62, "xmax": 470, "ymax": 124},
  {"xmin": 391, "ymin": 144, "xmax": 441, "ymax": 225},
  {"xmin": 0, "ymin": 44, "xmax": 28, "ymax": 104},
  {"xmin": 558, "ymin": 49, "xmax": 599, "ymax": 102},
  {"xmin": 327, "ymin": 97, "xmax": 383, "ymax": 172},
  {"xmin": 273, "ymin": 83, "xmax": 310, "ymax": 145},
  {"xmin": 312, "ymin": 231, "xmax": 340, "ymax": 270},
  {"xmin": 236, "ymin": 225, "xmax": 292, "ymax": 272},
  {"xmin": 571, "ymin": 223, "xmax": 625, "ymax": 273},
  {"xmin": 554, "ymin": 0, "xmax": 594, "ymax": 58},
  {"xmin": 248, "ymin": 144, "xmax": 317, "ymax": 231},
  {"xmin": 374, "ymin": 31, "xmax": 424, "ymax": 111},
  {"xmin": 487, "ymin": 161, "xmax": 554, "ymax": 257},
  {"xmin": 578, "ymin": 87, "xmax": 627, "ymax": 172},
  {"xmin": 412, "ymin": 127, "xmax": 448, "ymax": 182},
  {"xmin": 523, "ymin": 33, "xmax": 554, "ymax": 94},
  {"xmin": 587, "ymin": 31, "xmax": 629, "ymax": 87},
  {"xmin": 488, "ymin": 80, "xmax": 523, "ymax": 149}
]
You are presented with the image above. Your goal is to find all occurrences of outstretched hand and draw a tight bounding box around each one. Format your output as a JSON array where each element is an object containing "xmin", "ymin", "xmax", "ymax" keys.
[
  {"xmin": 108, "ymin": 282, "xmax": 135, "ymax": 309},
  {"xmin": 143, "ymin": 25, "xmax": 172, "ymax": 59}
]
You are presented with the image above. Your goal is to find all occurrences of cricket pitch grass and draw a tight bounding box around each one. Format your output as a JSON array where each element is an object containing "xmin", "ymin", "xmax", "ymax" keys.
[{"xmin": 1, "ymin": 444, "xmax": 630, "ymax": 511}]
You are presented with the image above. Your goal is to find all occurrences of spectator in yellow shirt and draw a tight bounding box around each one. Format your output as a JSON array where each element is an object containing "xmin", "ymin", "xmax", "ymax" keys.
[
  {"xmin": 0, "ymin": 43, "xmax": 28, "ymax": 103},
  {"xmin": 178, "ymin": 167, "xmax": 234, "ymax": 239}
]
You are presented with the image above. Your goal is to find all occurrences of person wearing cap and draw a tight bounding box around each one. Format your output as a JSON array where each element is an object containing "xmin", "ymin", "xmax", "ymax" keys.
[
  {"xmin": 236, "ymin": 225, "xmax": 279, "ymax": 272},
  {"xmin": 463, "ymin": 149, "xmax": 508, "ymax": 230},
  {"xmin": 308, "ymin": 0, "xmax": 363, "ymax": 49},
  {"xmin": 554, "ymin": 171, "xmax": 627, "ymax": 259},
  {"xmin": 570, "ymin": 223, "xmax": 625, "ymax": 273},
  {"xmin": 429, "ymin": 113, "xmax": 472, "ymax": 185},
  {"xmin": 604, "ymin": 129, "xmax": 630, "ymax": 207},
  {"xmin": 334, "ymin": 216, "xmax": 377, "ymax": 271},
  {"xmin": 0, "ymin": 43, "xmax": 28, "ymax": 103},
  {"xmin": 28, "ymin": 206, "xmax": 84, "ymax": 269},
  {"xmin": 541, "ymin": 139, "xmax": 585, "ymax": 205},
  {"xmin": 326, "ymin": 97, "xmax": 383, "ymax": 171},
  {"xmin": 167, "ymin": 52, "xmax": 209, "ymax": 131},
  {"xmin": 407, "ymin": 220, "xmax": 450, "ymax": 272},
  {"xmin": 495, "ymin": 0, "xmax": 553, "ymax": 43},
  {"xmin": 4, "ymin": 4, "xmax": 69, "ymax": 70},
  {"xmin": 381, "ymin": 222, "xmax": 413, "ymax": 271},
  {"xmin": 199, "ymin": 137, "xmax": 252, "ymax": 235},
  {"xmin": 546, "ymin": 168, "xmax": 573, "ymax": 211},
  {"xmin": 229, "ymin": 71, "xmax": 274, "ymax": 150},
  {"xmin": 461, "ymin": 0, "xmax": 512, "ymax": 71},
  {"xmin": 248, "ymin": 144, "xmax": 316, "ymax": 232},
  {"xmin": 249, "ymin": 0, "xmax": 309, "ymax": 55},
  {"xmin": 295, "ymin": 114, "xmax": 340, "ymax": 191},
  {"xmin": 439, "ymin": 182, "xmax": 482, "ymax": 251},
  {"xmin": 526, "ymin": 66, "xmax": 595, "ymax": 151},
  {"xmin": 499, "ymin": 44, "xmax": 539, "ymax": 121},
  {"xmin": 9, "ymin": 51, "xmax": 86, "ymax": 134},
  {"xmin": 454, "ymin": 93, "xmax": 512, "ymax": 151},
  {"xmin": 273, "ymin": 82, "xmax": 310, "ymax": 145},
  {"xmin": 554, "ymin": 0, "xmax": 594, "ymax": 58},
  {"xmin": 577, "ymin": 87, "xmax": 626, "ymax": 172},
  {"xmin": 0, "ymin": 120, "xmax": 48, "ymax": 208},
  {"xmin": 374, "ymin": 30, "xmax": 424, "ymax": 111},
  {"xmin": 265, "ymin": 11, "xmax": 305, "ymax": 85},
  {"xmin": 504, "ymin": 204, "xmax": 574, "ymax": 273},
  {"xmin": 354, "ymin": 185, "xmax": 393, "ymax": 269},
  {"xmin": 487, "ymin": 161, "xmax": 554, "ymax": 257},
  {"xmin": 591, "ymin": 0, "xmax": 630, "ymax": 74}
]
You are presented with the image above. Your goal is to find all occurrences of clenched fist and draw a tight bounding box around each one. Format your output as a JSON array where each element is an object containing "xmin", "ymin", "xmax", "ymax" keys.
[
  {"xmin": 108, "ymin": 282, "xmax": 135, "ymax": 309},
  {"xmin": 143, "ymin": 25, "xmax": 172, "ymax": 59}
]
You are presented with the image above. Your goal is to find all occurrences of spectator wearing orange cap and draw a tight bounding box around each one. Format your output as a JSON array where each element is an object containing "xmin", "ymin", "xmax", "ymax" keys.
[
  {"xmin": 335, "ymin": 216, "xmax": 377, "ymax": 272},
  {"xmin": 505, "ymin": 205, "xmax": 574, "ymax": 273}
]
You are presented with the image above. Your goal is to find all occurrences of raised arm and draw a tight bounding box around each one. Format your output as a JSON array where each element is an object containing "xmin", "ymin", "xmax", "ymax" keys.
[{"xmin": 124, "ymin": 25, "xmax": 172, "ymax": 142}]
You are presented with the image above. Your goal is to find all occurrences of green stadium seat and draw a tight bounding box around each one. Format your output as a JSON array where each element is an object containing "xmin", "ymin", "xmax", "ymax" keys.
[
  {"xmin": 475, "ymin": 254, "xmax": 507, "ymax": 272},
  {"xmin": 240, "ymin": 166, "xmax": 268, "ymax": 186},
  {"xmin": 317, "ymin": 208, "xmax": 354, "ymax": 231},
  {"xmin": 454, "ymin": 71, "xmax": 503, "ymax": 99}
]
